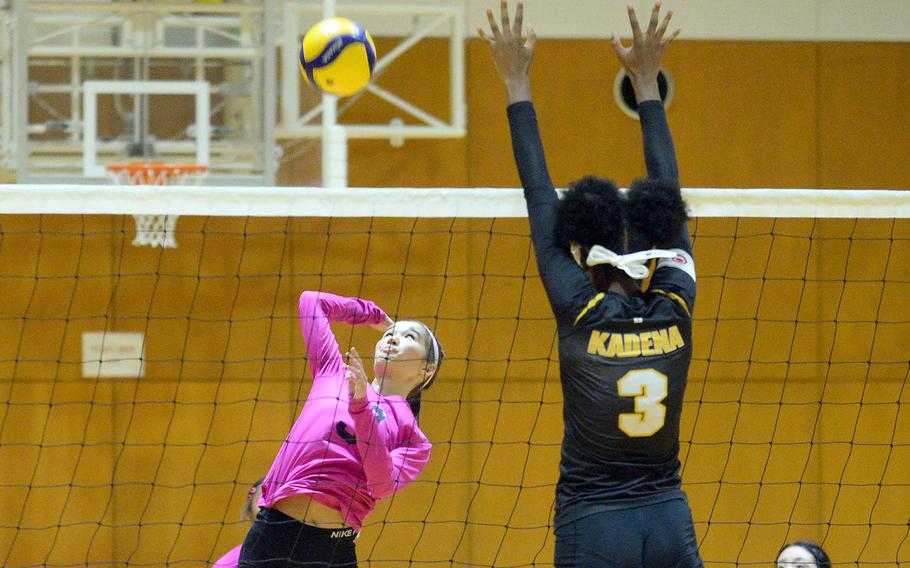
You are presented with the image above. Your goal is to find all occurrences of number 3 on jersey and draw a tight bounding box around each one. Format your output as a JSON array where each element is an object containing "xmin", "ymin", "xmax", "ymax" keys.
[{"xmin": 617, "ymin": 369, "xmax": 668, "ymax": 437}]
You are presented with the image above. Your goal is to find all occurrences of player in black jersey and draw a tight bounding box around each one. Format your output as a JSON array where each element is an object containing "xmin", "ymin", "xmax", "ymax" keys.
[{"xmin": 481, "ymin": 2, "xmax": 702, "ymax": 566}]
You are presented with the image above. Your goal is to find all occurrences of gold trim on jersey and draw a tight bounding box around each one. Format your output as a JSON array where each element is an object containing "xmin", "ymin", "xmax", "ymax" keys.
[
  {"xmin": 573, "ymin": 292, "xmax": 605, "ymax": 326},
  {"xmin": 650, "ymin": 288, "xmax": 691, "ymax": 317}
]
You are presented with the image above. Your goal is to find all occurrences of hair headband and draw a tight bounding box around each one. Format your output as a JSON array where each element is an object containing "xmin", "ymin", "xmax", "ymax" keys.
[{"xmin": 419, "ymin": 323, "xmax": 440, "ymax": 390}]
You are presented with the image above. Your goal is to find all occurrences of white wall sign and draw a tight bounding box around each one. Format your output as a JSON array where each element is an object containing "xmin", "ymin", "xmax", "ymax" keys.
[{"xmin": 82, "ymin": 332, "xmax": 145, "ymax": 379}]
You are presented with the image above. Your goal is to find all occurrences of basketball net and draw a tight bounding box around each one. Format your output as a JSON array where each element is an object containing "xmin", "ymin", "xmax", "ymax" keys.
[{"xmin": 106, "ymin": 163, "xmax": 209, "ymax": 248}]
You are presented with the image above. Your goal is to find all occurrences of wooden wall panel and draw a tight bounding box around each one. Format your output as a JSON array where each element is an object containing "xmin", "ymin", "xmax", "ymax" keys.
[
  {"xmin": 665, "ymin": 41, "xmax": 821, "ymax": 188},
  {"xmin": 284, "ymin": 39, "xmax": 910, "ymax": 192},
  {"xmin": 818, "ymin": 43, "xmax": 910, "ymax": 188}
]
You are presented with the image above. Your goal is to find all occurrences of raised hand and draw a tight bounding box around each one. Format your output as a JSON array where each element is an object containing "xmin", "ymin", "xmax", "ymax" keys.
[
  {"xmin": 370, "ymin": 315, "xmax": 394, "ymax": 333},
  {"xmin": 479, "ymin": 0, "xmax": 537, "ymax": 103},
  {"xmin": 344, "ymin": 346, "xmax": 369, "ymax": 401},
  {"xmin": 611, "ymin": 2, "xmax": 680, "ymax": 103}
]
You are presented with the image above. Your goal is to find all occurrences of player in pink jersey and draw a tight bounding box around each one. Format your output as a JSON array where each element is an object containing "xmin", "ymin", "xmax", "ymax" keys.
[
  {"xmin": 212, "ymin": 478, "xmax": 264, "ymax": 568},
  {"xmin": 239, "ymin": 291, "xmax": 443, "ymax": 568}
]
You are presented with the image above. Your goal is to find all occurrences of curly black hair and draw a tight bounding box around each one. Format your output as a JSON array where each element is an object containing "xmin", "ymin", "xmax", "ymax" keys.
[
  {"xmin": 554, "ymin": 176, "xmax": 625, "ymax": 252},
  {"xmin": 554, "ymin": 175, "xmax": 688, "ymax": 256},
  {"xmin": 627, "ymin": 178, "xmax": 690, "ymax": 249}
]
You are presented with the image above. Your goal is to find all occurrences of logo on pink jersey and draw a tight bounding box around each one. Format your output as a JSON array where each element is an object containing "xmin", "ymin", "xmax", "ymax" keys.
[
  {"xmin": 336, "ymin": 421, "xmax": 357, "ymax": 444},
  {"xmin": 371, "ymin": 405, "xmax": 387, "ymax": 423}
]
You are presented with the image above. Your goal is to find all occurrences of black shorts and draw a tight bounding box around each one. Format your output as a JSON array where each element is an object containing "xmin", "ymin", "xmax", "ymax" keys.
[
  {"xmin": 554, "ymin": 498, "xmax": 702, "ymax": 568},
  {"xmin": 239, "ymin": 507, "xmax": 358, "ymax": 568}
]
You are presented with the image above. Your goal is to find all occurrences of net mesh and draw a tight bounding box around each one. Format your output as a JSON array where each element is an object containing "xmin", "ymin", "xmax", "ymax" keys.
[{"xmin": 0, "ymin": 187, "xmax": 908, "ymax": 567}]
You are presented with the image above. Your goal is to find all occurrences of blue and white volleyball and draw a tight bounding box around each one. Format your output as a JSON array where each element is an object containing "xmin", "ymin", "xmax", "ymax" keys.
[{"xmin": 299, "ymin": 17, "xmax": 377, "ymax": 97}]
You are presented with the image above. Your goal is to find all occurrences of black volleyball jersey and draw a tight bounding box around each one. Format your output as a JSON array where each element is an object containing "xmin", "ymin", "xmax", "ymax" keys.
[{"xmin": 507, "ymin": 100, "xmax": 696, "ymax": 527}]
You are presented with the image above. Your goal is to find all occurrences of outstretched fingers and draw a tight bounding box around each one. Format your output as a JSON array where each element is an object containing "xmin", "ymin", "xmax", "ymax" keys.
[
  {"xmin": 656, "ymin": 8, "xmax": 672, "ymax": 40},
  {"xmin": 347, "ymin": 346, "xmax": 366, "ymax": 377},
  {"xmin": 500, "ymin": 0, "xmax": 511, "ymax": 38},
  {"xmin": 345, "ymin": 346, "xmax": 371, "ymax": 397},
  {"xmin": 512, "ymin": 1, "xmax": 524, "ymax": 39},
  {"xmin": 525, "ymin": 24, "xmax": 536, "ymax": 51},
  {"xmin": 629, "ymin": 2, "xmax": 681, "ymax": 50},
  {"xmin": 485, "ymin": 8, "xmax": 502, "ymax": 41},
  {"xmin": 480, "ymin": 1, "xmax": 528, "ymax": 45},
  {"xmin": 627, "ymin": 4, "xmax": 643, "ymax": 44},
  {"xmin": 480, "ymin": 0, "xmax": 535, "ymax": 99},
  {"xmin": 647, "ymin": 1, "xmax": 661, "ymax": 36},
  {"xmin": 610, "ymin": 31, "xmax": 626, "ymax": 57},
  {"xmin": 351, "ymin": 345, "xmax": 363, "ymax": 363},
  {"xmin": 477, "ymin": 26, "xmax": 493, "ymax": 46},
  {"xmin": 661, "ymin": 27, "xmax": 681, "ymax": 48}
]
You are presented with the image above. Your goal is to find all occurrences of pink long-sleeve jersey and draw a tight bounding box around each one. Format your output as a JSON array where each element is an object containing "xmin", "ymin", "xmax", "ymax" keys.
[
  {"xmin": 212, "ymin": 544, "xmax": 241, "ymax": 568},
  {"xmin": 258, "ymin": 291, "xmax": 432, "ymax": 530}
]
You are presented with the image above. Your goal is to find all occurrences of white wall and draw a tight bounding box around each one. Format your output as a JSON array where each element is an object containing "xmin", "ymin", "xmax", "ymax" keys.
[{"xmin": 314, "ymin": 0, "xmax": 910, "ymax": 41}]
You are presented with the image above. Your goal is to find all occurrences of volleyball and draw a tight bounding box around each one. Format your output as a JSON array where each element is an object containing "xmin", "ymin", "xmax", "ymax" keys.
[{"xmin": 299, "ymin": 17, "xmax": 377, "ymax": 97}]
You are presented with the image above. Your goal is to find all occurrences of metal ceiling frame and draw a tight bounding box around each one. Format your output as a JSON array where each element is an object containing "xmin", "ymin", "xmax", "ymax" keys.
[
  {"xmin": 0, "ymin": 1, "xmax": 466, "ymax": 185},
  {"xmin": 277, "ymin": 1, "xmax": 466, "ymax": 141},
  {"xmin": 6, "ymin": 0, "xmax": 276, "ymax": 185}
]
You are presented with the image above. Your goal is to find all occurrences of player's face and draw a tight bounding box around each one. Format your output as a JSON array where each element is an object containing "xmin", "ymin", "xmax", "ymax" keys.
[
  {"xmin": 245, "ymin": 482, "xmax": 263, "ymax": 523},
  {"xmin": 373, "ymin": 321, "xmax": 432, "ymax": 390},
  {"xmin": 776, "ymin": 545, "xmax": 818, "ymax": 568}
]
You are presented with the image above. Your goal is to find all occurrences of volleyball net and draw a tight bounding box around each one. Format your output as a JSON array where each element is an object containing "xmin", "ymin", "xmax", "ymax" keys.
[{"xmin": 1, "ymin": 185, "xmax": 909, "ymax": 567}]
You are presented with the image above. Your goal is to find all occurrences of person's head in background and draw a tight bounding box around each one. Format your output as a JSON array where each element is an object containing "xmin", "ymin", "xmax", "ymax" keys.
[
  {"xmin": 777, "ymin": 541, "xmax": 831, "ymax": 568},
  {"xmin": 241, "ymin": 478, "xmax": 265, "ymax": 523}
]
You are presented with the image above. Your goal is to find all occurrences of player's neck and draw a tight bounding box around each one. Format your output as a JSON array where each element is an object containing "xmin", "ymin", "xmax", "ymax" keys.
[
  {"xmin": 607, "ymin": 280, "xmax": 629, "ymax": 297},
  {"xmin": 372, "ymin": 378, "xmax": 412, "ymax": 398},
  {"xmin": 591, "ymin": 267, "xmax": 637, "ymax": 298}
]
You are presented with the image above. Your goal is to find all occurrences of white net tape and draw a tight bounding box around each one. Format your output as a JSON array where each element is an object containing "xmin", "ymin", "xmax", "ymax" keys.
[
  {"xmin": 3, "ymin": 186, "xmax": 909, "ymax": 219},
  {"xmin": 105, "ymin": 164, "xmax": 209, "ymax": 248}
]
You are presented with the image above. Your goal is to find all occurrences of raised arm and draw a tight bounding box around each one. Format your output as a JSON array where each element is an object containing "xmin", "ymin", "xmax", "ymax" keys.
[
  {"xmin": 639, "ymin": 101, "xmax": 677, "ymax": 181},
  {"xmin": 297, "ymin": 291, "xmax": 390, "ymax": 381},
  {"xmin": 481, "ymin": 1, "xmax": 596, "ymax": 320},
  {"xmin": 612, "ymin": 2, "xmax": 681, "ymax": 181},
  {"xmin": 613, "ymin": 2, "xmax": 690, "ymax": 249}
]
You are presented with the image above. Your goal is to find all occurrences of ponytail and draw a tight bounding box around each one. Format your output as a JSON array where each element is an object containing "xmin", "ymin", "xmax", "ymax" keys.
[{"xmin": 407, "ymin": 392, "xmax": 422, "ymax": 422}]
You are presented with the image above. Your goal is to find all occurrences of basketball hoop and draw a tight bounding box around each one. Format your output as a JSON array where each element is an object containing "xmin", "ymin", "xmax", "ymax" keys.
[{"xmin": 106, "ymin": 162, "xmax": 208, "ymax": 249}]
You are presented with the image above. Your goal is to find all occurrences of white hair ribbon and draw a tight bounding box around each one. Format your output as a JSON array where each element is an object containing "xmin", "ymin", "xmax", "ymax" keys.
[{"xmin": 585, "ymin": 245, "xmax": 678, "ymax": 280}]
